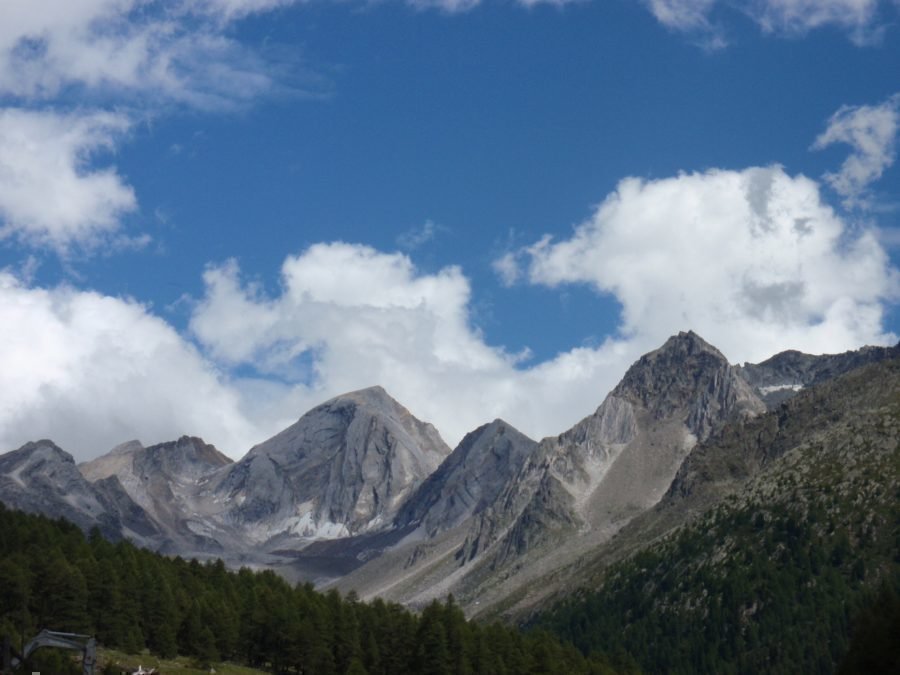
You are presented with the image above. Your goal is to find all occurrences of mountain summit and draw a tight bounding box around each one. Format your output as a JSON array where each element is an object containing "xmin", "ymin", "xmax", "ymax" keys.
[
  {"xmin": 1, "ymin": 333, "xmax": 893, "ymax": 620},
  {"xmin": 338, "ymin": 331, "xmax": 768, "ymax": 611},
  {"xmin": 207, "ymin": 386, "xmax": 451, "ymax": 542}
]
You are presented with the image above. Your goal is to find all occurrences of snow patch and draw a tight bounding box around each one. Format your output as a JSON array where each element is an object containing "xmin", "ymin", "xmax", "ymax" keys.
[
  {"xmin": 287, "ymin": 512, "xmax": 350, "ymax": 539},
  {"xmin": 759, "ymin": 383, "xmax": 804, "ymax": 395}
]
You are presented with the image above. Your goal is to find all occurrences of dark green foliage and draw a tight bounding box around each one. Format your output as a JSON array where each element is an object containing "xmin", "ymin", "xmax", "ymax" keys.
[
  {"xmin": 0, "ymin": 502, "xmax": 609, "ymax": 674},
  {"xmin": 537, "ymin": 479, "xmax": 899, "ymax": 674},
  {"xmin": 838, "ymin": 582, "xmax": 900, "ymax": 674}
]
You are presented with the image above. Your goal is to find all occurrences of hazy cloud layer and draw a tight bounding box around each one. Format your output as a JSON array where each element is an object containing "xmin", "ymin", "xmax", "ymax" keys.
[
  {"xmin": 0, "ymin": 0, "xmax": 287, "ymax": 103},
  {"xmin": 813, "ymin": 93, "xmax": 900, "ymax": 207},
  {"xmin": 646, "ymin": 0, "xmax": 892, "ymax": 45}
]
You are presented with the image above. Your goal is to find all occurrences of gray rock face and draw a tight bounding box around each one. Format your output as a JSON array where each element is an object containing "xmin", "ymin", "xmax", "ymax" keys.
[
  {"xmin": 80, "ymin": 435, "xmax": 233, "ymax": 550},
  {"xmin": 208, "ymin": 386, "xmax": 451, "ymax": 541},
  {"xmin": 0, "ymin": 440, "xmax": 156, "ymax": 542},
  {"xmin": 737, "ymin": 343, "xmax": 900, "ymax": 407},
  {"xmin": 469, "ymin": 332, "xmax": 765, "ymax": 558},
  {"xmin": 4, "ymin": 335, "xmax": 895, "ymax": 617},
  {"xmin": 615, "ymin": 331, "xmax": 765, "ymax": 440},
  {"xmin": 394, "ymin": 419, "xmax": 538, "ymax": 537},
  {"xmin": 342, "ymin": 331, "xmax": 770, "ymax": 612}
]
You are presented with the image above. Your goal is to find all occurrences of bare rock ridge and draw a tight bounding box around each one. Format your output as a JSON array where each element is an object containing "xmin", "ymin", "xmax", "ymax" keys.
[
  {"xmin": 422, "ymin": 332, "xmax": 766, "ymax": 607},
  {"xmin": 0, "ymin": 332, "xmax": 895, "ymax": 615},
  {"xmin": 737, "ymin": 342, "xmax": 900, "ymax": 407},
  {"xmin": 394, "ymin": 419, "xmax": 539, "ymax": 537},
  {"xmin": 205, "ymin": 386, "xmax": 452, "ymax": 542},
  {"xmin": 615, "ymin": 330, "xmax": 765, "ymax": 440},
  {"xmin": 80, "ymin": 435, "xmax": 234, "ymax": 552},
  {"xmin": 472, "ymin": 331, "xmax": 764, "ymax": 557},
  {"xmin": 0, "ymin": 440, "xmax": 158, "ymax": 542},
  {"xmin": 331, "ymin": 331, "xmax": 771, "ymax": 611}
]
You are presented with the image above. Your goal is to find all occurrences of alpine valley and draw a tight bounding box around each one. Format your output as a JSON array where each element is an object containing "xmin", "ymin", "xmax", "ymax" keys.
[{"xmin": 2, "ymin": 331, "xmax": 899, "ymax": 672}]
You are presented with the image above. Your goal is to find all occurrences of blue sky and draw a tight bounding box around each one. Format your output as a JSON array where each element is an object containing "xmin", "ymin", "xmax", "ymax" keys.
[{"xmin": 1, "ymin": 0, "xmax": 899, "ymax": 460}]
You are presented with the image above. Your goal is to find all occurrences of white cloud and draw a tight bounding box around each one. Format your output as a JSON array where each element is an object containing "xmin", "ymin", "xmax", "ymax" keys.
[
  {"xmin": 0, "ymin": 271, "xmax": 259, "ymax": 462},
  {"xmin": 645, "ymin": 0, "xmax": 718, "ymax": 31},
  {"xmin": 752, "ymin": 0, "xmax": 879, "ymax": 41},
  {"xmin": 397, "ymin": 219, "xmax": 446, "ymax": 251},
  {"xmin": 2, "ymin": 175, "xmax": 897, "ymax": 461},
  {"xmin": 510, "ymin": 165, "xmax": 898, "ymax": 364},
  {"xmin": 0, "ymin": 1, "xmax": 294, "ymax": 104},
  {"xmin": 492, "ymin": 251, "xmax": 522, "ymax": 286},
  {"xmin": 0, "ymin": 0, "xmax": 310, "ymax": 255},
  {"xmin": 813, "ymin": 93, "xmax": 900, "ymax": 207},
  {"xmin": 186, "ymin": 243, "xmax": 675, "ymax": 449},
  {"xmin": 643, "ymin": 0, "xmax": 892, "ymax": 43},
  {"xmin": 189, "ymin": 243, "xmax": 531, "ymax": 444},
  {"xmin": 0, "ymin": 108, "xmax": 137, "ymax": 253},
  {"xmin": 0, "ymin": 242, "xmax": 647, "ymax": 458}
]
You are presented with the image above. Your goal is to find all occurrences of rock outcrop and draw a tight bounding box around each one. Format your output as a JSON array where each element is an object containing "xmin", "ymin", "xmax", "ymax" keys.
[
  {"xmin": 206, "ymin": 386, "xmax": 451, "ymax": 542},
  {"xmin": 0, "ymin": 440, "xmax": 158, "ymax": 542},
  {"xmin": 80, "ymin": 435, "xmax": 234, "ymax": 551},
  {"xmin": 736, "ymin": 343, "xmax": 900, "ymax": 407},
  {"xmin": 395, "ymin": 419, "xmax": 538, "ymax": 537}
]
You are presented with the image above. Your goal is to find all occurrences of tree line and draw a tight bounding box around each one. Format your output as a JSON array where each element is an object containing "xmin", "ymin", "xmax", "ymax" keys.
[{"xmin": 0, "ymin": 502, "xmax": 628, "ymax": 674}]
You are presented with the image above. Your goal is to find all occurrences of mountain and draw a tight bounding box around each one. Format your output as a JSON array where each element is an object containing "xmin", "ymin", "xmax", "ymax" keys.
[
  {"xmin": 80, "ymin": 435, "xmax": 234, "ymax": 552},
  {"xmin": 536, "ymin": 354, "xmax": 900, "ymax": 673},
  {"xmin": 337, "ymin": 331, "xmax": 768, "ymax": 612},
  {"xmin": 736, "ymin": 342, "xmax": 900, "ymax": 407},
  {"xmin": 1, "ymin": 332, "xmax": 895, "ymax": 629},
  {"xmin": 394, "ymin": 418, "xmax": 538, "ymax": 537},
  {"xmin": 0, "ymin": 386, "xmax": 453, "ymax": 567},
  {"xmin": 204, "ymin": 386, "xmax": 451, "ymax": 544},
  {"xmin": 0, "ymin": 440, "xmax": 159, "ymax": 542}
]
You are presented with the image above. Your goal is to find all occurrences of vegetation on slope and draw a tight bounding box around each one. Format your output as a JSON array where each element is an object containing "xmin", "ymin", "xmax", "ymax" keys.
[
  {"xmin": 537, "ymin": 384, "xmax": 900, "ymax": 674},
  {"xmin": 0, "ymin": 502, "xmax": 628, "ymax": 674}
]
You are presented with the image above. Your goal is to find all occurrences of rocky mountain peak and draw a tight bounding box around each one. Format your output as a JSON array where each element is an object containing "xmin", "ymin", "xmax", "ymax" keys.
[
  {"xmin": 1, "ymin": 439, "xmax": 73, "ymax": 467},
  {"xmin": 614, "ymin": 331, "xmax": 763, "ymax": 440},
  {"xmin": 81, "ymin": 435, "xmax": 229, "ymax": 485},
  {"xmin": 0, "ymin": 439, "xmax": 118, "ymax": 535},
  {"xmin": 394, "ymin": 418, "xmax": 537, "ymax": 536},
  {"xmin": 736, "ymin": 342, "xmax": 900, "ymax": 408},
  {"xmin": 211, "ymin": 385, "xmax": 451, "ymax": 542},
  {"xmin": 141, "ymin": 436, "xmax": 232, "ymax": 476}
]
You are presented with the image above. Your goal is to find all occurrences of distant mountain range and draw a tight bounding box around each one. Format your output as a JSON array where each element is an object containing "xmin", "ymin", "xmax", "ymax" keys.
[{"xmin": 1, "ymin": 330, "xmax": 897, "ymax": 620}]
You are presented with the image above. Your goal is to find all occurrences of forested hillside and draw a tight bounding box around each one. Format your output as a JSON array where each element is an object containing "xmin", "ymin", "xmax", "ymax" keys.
[
  {"xmin": 0, "ymin": 503, "xmax": 626, "ymax": 674},
  {"xmin": 537, "ymin": 370, "xmax": 900, "ymax": 674}
]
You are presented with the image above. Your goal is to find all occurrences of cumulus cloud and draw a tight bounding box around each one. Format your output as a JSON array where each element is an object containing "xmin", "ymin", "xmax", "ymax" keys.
[
  {"xmin": 505, "ymin": 165, "xmax": 898, "ymax": 364},
  {"xmin": 0, "ymin": 271, "xmax": 260, "ymax": 462},
  {"xmin": 0, "ymin": 242, "xmax": 648, "ymax": 458},
  {"xmin": 813, "ymin": 93, "xmax": 900, "ymax": 207},
  {"xmin": 0, "ymin": 108, "xmax": 137, "ymax": 253},
  {"xmin": 189, "ymin": 243, "xmax": 530, "ymax": 444},
  {"xmin": 186, "ymin": 243, "xmax": 668, "ymax": 449},
  {"xmin": 2, "ymin": 173, "xmax": 897, "ymax": 461}
]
